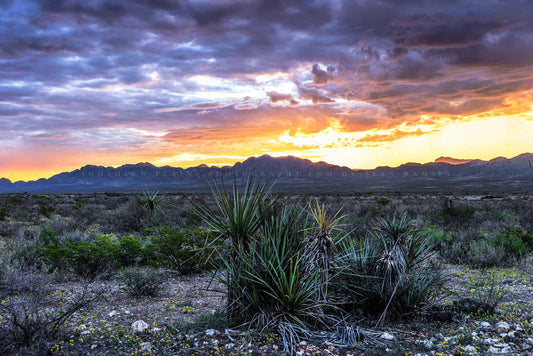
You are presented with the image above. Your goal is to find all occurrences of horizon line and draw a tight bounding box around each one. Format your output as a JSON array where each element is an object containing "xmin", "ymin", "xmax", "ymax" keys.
[{"xmin": 2, "ymin": 152, "xmax": 532, "ymax": 183}]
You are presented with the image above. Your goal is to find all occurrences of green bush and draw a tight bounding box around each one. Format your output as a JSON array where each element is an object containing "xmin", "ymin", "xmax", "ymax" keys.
[
  {"xmin": 43, "ymin": 235, "xmax": 118, "ymax": 279},
  {"xmin": 115, "ymin": 235, "xmax": 146, "ymax": 267},
  {"xmin": 36, "ymin": 225, "xmax": 219, "ymax": 278},
  {"xmin": 147, "ymin": 225, "xmax": 216, "ymax": 275},
  {"xmin": 38, "ymin": 203, "xmax": 55, "ymax": 218},
  {"xmin": 118, "ymin": 267, "xmax": 166, "ymax": 297},
  {"xmin": 493, "ymin": 229, "xmax": 532, "ymax": 257}
]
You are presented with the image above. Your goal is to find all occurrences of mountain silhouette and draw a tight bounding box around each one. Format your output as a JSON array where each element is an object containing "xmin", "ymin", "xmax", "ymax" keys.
[{"xmin": 1, "ymin": 153, "xmax": 532, "ymax": 193}]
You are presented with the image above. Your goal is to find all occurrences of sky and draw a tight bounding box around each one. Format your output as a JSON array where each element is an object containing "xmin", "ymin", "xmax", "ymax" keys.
[{"xmin": 1, "ymin": 0, "xmax": 533, "ymax": 182}]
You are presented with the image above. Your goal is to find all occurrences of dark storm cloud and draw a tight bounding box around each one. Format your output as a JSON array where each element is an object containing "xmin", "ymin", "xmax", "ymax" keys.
[
  {"xmin": 267, "ymin": 91, "xmax": 298, "ymax": 105},
  {"xmin": 2, "ymin": 0, "xmax": 533, "ymax": 158},
  {"xmin": 311, "ymin": 64, "xmax": 337, "ymax": 85},
  {"xmin": 298, "ymin": 85, "xmax": 335, "ymax": 104}
]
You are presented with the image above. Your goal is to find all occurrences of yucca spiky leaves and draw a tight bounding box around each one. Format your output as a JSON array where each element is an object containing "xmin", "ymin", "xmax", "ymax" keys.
[
  {"xmin": 303, "ymin": 199, "xmax": 345, "ymax": 301},
  {"xmin": 190, "ymin": 175, "xmax": 276, "ymax": 250},
  {"xmin": 338, "ymin": 213, "xmax": 443, "ymax": 325},
  {"xmin": 139, "ymin": 189, "xmax": 165, "ymax": 216}
]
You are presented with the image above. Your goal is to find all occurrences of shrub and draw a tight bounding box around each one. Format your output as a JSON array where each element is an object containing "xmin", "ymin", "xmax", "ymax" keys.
[
  {"xmin": 493, "ymin": 229, "xmax": 532, "ymax": 258},
  {"xmin": 147, "ymin": 225, "xmax": 216, "ymax": 275},
  {"xmin": 439, "ymin": 199, "xmax": 475, "ymax": 225},
  {"xmin": 115, "ymin": 235, "xmax": 146, "ymax": 267},
  {"xmin": 428, "ymin": 228, "xmax": 453, "ymax": 252},
  {"xmin": 0, "ymin": 271, "xmax": 104, "ymax": 352},
  {"xmin": 465, "ymin": 240, "xmax": 505, "ymax": 268},
  {"xmin": 118, "ymin": 267, "xmax": 166, "ymax": 297},
  {"xmin": 0, "ymin": 203, "xmax": 9, "ymax": 221},
  {"xmin": 43, "ymin": 235, "xmax": 118, "ymax": 279},
  {"xmin": 38, "ymin": 203, "xmax": 55, "ymax": 218},
  {"xmin": 10, "ymin": 227, "xmax": 58, "ymax": 271},
  {"xmin": 99, "ymin": 198, "xmax": 145, "ymax": 234}
]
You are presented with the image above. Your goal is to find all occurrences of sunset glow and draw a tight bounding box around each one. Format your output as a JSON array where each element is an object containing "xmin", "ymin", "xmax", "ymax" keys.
[{"xmin": 2, "ymin": 1, "xmax": 533, "ymax": 182}]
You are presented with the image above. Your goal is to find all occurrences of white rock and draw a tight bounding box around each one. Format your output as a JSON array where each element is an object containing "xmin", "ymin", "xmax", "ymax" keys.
[
  {"xmin": 488, "ymin": 345, "xmax": 513, "ymax": 354},
  {"xmin": 423, "ymin": 339, "xmax": 433, "ymax": 349},
  {"xmin": 205, "ymin": 329, "xmax": 217, "ymax": 336},
  {"xmin": 493, "ymin": 342, "xmax": 509, "ymax": 348},
  {"xmin": 131, "ymin": 320, "xmax": 149, "ymax": 333},
  {"xmin": 140, "ymin": 342, "xmax": 152, "ymax": 352},
  {"xmin": 480, "ymin": 321, "xmax": 492, "ymax": 330},
  {"xmin": 496, "ymin": 321, "xmax": 510, "ymax": 332},
  {"xmin": 108, "ymin": 310, "xmax": 118, "ymax": 317},
  {"xmin": 464, "ymin": 345, "xmax": 476, "ymax": 352},
  {"xmin": 380, "ymin": 332, "xmax": 395, "ymax": 340},
  {"xmin": 81, "ymin": 330, "xmax": 90, "ymax": 336},
  {"xmin": 527, "ymin": 337, "xmax": 533, "ymax": 345}
]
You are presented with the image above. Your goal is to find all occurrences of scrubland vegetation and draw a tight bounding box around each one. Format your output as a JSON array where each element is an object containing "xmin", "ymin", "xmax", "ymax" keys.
[{"xmin": 0, "ymin": 184, "xmax": 532, "ymax": 355}]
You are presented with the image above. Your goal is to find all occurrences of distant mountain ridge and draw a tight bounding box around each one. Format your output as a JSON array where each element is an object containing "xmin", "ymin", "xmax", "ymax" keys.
[
  {"xmin": 1, "ymin": 153, "xmax": 532, "ymax": 193},
  {"xmin": 434, "ymin": 156, "xmax": 473, "ymax": 165}
]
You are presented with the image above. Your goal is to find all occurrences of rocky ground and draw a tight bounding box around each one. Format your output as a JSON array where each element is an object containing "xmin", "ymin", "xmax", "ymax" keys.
[{"xmin": 16, "ymin": 262, "xmax": 525, "ymax": 356}]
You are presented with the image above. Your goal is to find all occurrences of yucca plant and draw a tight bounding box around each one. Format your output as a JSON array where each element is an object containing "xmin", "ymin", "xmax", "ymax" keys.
[
  {"xmin": 190, "ymin": 175, "xmax": 276, "ymax": 251},
  {"xmin": 190, "ymin": 175, "xmax": 277, "ymax": 318},
  {"xmin": 192, "ymin": 180, "xmax": 334, "ymax": 352},
  {"xmin": 339, "ymin": 214, "xmax": 444, "ymax": 324},
  {"xmin": 233, "ymin": 204, "xmax": 324, "ymax": 353},
  {"xmin": 303, "ymin": 199, "xmax": 345, "ymax": 302},
  {"xmin": 139, "ymin": 189, "xmax": 165, "ymax": 216}
]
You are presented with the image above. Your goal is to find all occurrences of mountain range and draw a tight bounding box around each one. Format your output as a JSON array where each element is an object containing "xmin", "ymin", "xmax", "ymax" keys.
[{"xmin": 1, "ymin": 153, "xmax": 532, "ymax": 193}]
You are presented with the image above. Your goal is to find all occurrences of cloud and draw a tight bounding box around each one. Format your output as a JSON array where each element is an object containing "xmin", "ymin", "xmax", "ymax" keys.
[
  {"xmin": 298, "ymin": 85, "xmax": 335, "ymax": 104},
  {"xmin": 356, "ymin": 128, "xmax": 430, "ymax": 146},
  {"xmin": 266, "ymin": 91, "xmax": 298, "ymax": 105},
  {"xmin": 311, "ymin": 64, "xmax": 336, "ymax": 84},
  {"xmin": 2, "ymin": 0, "xmax": 533, "ymax": 179}
]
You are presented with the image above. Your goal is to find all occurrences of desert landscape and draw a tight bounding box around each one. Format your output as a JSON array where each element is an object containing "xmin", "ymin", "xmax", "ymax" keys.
[
  {"xmin": 2, "ymin": 0, "xmax": 533, "ymax": 354},
  {"xmin": 1, "ymin": 184, "xmax": 532, "ymax": 355}
]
